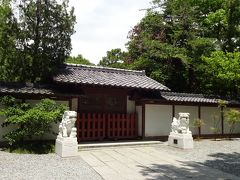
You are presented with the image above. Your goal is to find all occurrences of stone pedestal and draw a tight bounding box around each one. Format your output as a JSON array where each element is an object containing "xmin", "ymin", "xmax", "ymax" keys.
[
  {"xmin": 168, "ymin": 132, "xmax": 193, "ymax": 149},
  {"xmin": 55, "ymin": 136, "xmax": 78, "ymax": 157}
]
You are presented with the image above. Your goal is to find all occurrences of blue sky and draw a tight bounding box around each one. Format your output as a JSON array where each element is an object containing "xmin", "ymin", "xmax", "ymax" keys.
[{"xmin": 69, "ymin": 0, "xmax": 151, "ymax": 64}]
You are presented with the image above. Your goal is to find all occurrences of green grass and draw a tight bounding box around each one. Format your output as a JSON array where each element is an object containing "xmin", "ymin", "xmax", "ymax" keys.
[{"xmin": 2, "ymin": 141, "xmax": 55, "ymax": 154}]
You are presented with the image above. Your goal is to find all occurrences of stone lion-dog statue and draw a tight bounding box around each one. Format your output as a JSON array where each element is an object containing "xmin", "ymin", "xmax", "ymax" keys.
[
  {"xmin": 58, "ymin": 111, "xmax": 77, "ymax": 138},
  {"xmin": 171, "ymin": 112, "xmax": 191, "ymax": 134}
]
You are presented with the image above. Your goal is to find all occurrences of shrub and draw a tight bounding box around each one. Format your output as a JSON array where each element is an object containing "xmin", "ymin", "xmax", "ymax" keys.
[
  {"xmin": 0, "ymin": 96, "xmax": 67, "ymax": 146},
  {"xmin": 224, "ymin": 109, "xmax": 240, "ymax": 139},
  {"xmin": 210, "ymin": 114, "xmax": 221, "ymax": 140},
  {"xmin": 192, "ymin": 118, "xmax": 205, "ymax": 140}
]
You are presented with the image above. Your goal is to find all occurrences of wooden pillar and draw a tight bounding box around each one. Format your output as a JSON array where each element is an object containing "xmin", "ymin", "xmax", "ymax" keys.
[
  {"xmin": 77, "ymin": 97, "xmax": 80, "ymax": 112},
  {"xmin": 221, "ymin": 106, "xmax": 224, "ymax": 135},
  {"xmin": 68, "ymin": 98, "xmax": 72, "ymax": 110},
  {"xmin": 198, "ymin": 105, "xmax": 201, "ymax": 136},
  {"xmin": 172, "ymin": 105, "xmax": 175, "ymax": 118},
  {"xmin": 142, "ymin": 104, "xmax": 145, "ymax": 139}
]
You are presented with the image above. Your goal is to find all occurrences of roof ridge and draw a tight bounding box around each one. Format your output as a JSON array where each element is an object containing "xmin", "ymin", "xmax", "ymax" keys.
[{"xmin": 65, "ymin": 63, "xmax": 146, "ymax": 75}]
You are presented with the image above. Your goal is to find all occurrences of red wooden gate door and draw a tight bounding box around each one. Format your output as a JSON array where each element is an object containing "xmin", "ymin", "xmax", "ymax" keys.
[{"xmin": 77, "ymin": 113, "xmax": 138, "ymax": 142}]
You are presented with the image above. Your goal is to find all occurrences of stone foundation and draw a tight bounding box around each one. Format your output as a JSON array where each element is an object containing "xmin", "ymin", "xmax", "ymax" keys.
[
  {"xmin": 168, "ymin": 132, "xmax": 193, "ymax": 149},
  {"xmin": 55, "ymin": 136, "xmax": 78, "ymax": 157}
]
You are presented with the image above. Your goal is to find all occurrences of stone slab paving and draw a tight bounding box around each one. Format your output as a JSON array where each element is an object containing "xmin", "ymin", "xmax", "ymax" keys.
[{"xmin": 79, "ymin": 145, "xmax": 239, "ymax": 180}]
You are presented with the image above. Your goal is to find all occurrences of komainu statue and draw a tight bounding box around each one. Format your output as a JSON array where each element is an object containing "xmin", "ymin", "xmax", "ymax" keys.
[
  {"xmin": 171, "ymin": 112, "xmax": 191, "ymax": 134},
  {"xmin": 58, "ymin": 111, "xmax": 77, "ymax": 138}
]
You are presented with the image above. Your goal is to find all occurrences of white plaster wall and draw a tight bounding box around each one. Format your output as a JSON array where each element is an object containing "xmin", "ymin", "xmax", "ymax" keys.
[
  {"xmin": 201, "ymin": 106, "xmax": 221, "ymax": 134},
  {"xmin": 145, "ymin": 104, "xmax": 172, "ymax": 136},
  {"xmin": 175, "ymin": 105, "xmax": 198, "ymax": 135},
  {"xmin": 223, "ymin": 108, "xmax": 240, "ymax": 134},
  {"xmin": 127, "ymin": 96, "xmax": 135, "ymax": 113},
  {"xmin": 136, "ymin": 106, "xmax": 142, "ymax": 136}
]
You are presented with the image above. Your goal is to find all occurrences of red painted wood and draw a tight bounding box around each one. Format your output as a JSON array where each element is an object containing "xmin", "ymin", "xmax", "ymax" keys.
[
  {"xmin": 92, "ymin": 113, "xmax": 96, "ymax": 138},
  {"xmin": 97, "ymin": 113, "xmax": 101, "ymax": 138},
  {"xmin": 77, "ymin": 112, "xmax": 138, "ymax": 141},
  {"xmin": 107, "ymin": 113, "xmax": 111, "ymax": 138},
  {"xmin": 126, "ymin": 114, "xmax": 130, "ymax": 136},
  {"xmin": 82, "ymin": 113, "xmax": 85, "ymax": 139},
  {"xmin": 135, "ymin": 113, "xmax": 138, "ymax": 137},
  {"xmin": 121, "ymin": 114, "xmax": 125, "ymax": 137},
  {"xmin": 103, "ymin": 114, "xmax": 106, "ymax": 139},
  {"xmin": 117, "ymin": 114, "xmax": 120, "ymax": 138},
  {"xmin": 87, "ymin": 113, "xmax": 91, "ymax": 139}
]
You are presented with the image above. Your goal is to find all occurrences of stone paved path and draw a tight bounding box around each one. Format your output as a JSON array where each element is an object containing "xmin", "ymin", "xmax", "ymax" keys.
[{"xmin": 79, "ymin": 146, "xmax": 239, "ymax": 180}]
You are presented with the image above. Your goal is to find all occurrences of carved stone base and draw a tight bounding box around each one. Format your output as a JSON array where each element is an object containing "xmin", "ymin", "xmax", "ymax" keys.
[
  {"xmin": 168, "ymin": 132, "xmax": 193, "ymax": 149},
  {"xmin": 55, "ymin": 136, "xmax": 78, "ymax": 157}
]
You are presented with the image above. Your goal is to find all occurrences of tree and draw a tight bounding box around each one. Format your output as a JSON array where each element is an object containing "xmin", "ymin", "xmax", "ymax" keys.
[
  {"xmin": 66, "ymin": 54, "xmax": 94, "ymax": 65},
  {"xmin": 202, "ymin": 51, "xmax": 240, "ymax": 97},
  {"xmin": 98, "ymin": 48, "xmax": 128, "ymax": 69},
  {"xmin": 0, "ymin": 0, "xmax": 76, "ymax": 82},
  {"xmin": 126, "ymin": 0, "xmax": 240, "ymax": 95},
  {"xmin": 0, "ymin": 96, "xmax": 67, "ymax": 146},
  {"xmin": 126, "ymin": 5, "xmax": 194, "ymax": 92},
  {"xmin": 0, "ymin": 0, "xmax": 20, "ymax": 81}
]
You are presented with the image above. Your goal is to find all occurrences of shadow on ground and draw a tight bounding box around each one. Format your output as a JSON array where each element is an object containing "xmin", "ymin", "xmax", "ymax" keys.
[
  {"xmin": 138, "ymin": 152, "xmax": 240, "ymax": 179},
  {"xmin": 204, "ymin": 152, "xmax": 240, "ymax": 177}
]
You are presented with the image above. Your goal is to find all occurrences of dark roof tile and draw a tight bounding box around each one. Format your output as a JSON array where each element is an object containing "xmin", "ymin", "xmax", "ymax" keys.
[
  {"xmin": 53, "ymin": 64, "xmax": 170, "ymax": 91},
  {"xmin": 0, "ymin": 83, "xmax": 81, "ymax": 96},
  {"xmin": 160, "ymin": 92, "xmax": 220, "ymax": 104},
  {"xmin": 0, "ymin": 83, "xmax": 55, "ymax": 95}
]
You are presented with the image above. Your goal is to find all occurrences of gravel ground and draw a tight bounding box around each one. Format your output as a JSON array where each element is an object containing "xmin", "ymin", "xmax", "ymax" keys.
[
  {"xmin": 156, "ymin": 138, "xmax": 240, "ymax": 177},
  {"xmin": 0, "ymin": 151, "xmax": 102, "ymax": 180}
]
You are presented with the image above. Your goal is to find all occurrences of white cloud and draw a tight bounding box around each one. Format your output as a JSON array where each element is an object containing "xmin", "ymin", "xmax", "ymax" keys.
[{"xmin": 69, "ymin": 0, "xmax": 151, "ymax": 64}]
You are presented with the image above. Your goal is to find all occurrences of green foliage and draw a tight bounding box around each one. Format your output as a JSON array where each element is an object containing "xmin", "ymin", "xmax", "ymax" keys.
[
  {"xmin": 192, "ymin": 118, "xmax": 205, "ymax": 128},
  {"xmin": 0, "ymin": 96, "xmax": 67, "ymax": 145},
  {"xmin": 0, "ymin": 0, "xmax": 76, "ymax": 82},
  {"xmin": 122, "ymin": 0, "xmax": 240, "ymax": 96},
  {"xmin": 98, "ymin": 48, "xmax": 128, "ymax": 69},
  {"xmin": 218, "ymin": 100, "xmax": 228, "ymax": 108},
  {"xmin": 224, "ymin": 109, "xmax": 240, "ymax": 138},
  {"xmin": 0, "ymin": 0, "xmax": 19, "ymax": 81},
  {"xmin": 126, "ymin": 10, "xmax": 189, "ymax": 91},
  {"xmin": 3, "ymin": 141, "xmax": 55, "ymax": 154},
  {"xmin": 66, "ymin": 54, "xmax": 94, "ymax": 65},
  {"xmin": 202, "ymin": 51, "xmax": 240, "ymax": 96}
]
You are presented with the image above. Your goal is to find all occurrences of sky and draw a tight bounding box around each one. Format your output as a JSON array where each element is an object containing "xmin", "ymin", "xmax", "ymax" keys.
[{"xmin": 69, "ymin": 0, "xmax": 151, "ymax": 64}]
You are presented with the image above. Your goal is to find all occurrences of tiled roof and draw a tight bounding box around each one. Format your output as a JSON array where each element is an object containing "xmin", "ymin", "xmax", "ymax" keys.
[
  {"xmin": 160, "ymin": 92, "xmax": 219, "ymax": 104},
  {"xmin": 0, "ymin": 83, "xmax": 55, "ymax": 95},
  {"xmin": 0, "ymin": 83, "xmax": 81, "ymax": 96},
  {"xmin": 53, "ymin": 64, "xmax": 170, "ymax": 91}
]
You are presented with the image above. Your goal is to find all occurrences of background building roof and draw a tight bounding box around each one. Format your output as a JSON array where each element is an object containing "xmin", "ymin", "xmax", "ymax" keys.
[
  {"xmin": 160, "ymin": 92, "xmax": 219, "ymax": 104},
  {"xmin": 0, "ymin": 83, "xmax": 81, "ymax": 97}
]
